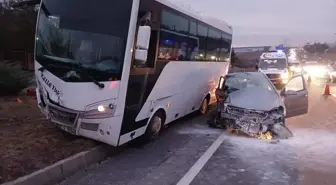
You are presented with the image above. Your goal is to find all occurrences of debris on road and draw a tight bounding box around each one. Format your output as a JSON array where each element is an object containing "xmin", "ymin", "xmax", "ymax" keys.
[{"xmin": 257, "ymin": 131, "xmax": 273, "ymax": 140}]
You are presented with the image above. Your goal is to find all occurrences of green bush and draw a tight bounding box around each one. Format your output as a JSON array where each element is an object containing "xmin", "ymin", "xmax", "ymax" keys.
[{"xmin": 0, "ymin": 61, "xmax": 32, "ymax": 96}]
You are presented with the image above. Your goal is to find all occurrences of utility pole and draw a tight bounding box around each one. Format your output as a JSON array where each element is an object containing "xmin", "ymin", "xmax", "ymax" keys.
[
  {"xmin": 283, "ymin": 38, "xmax": 288, "ymax": 54},
  {"xmin": 284, "ymin": 38, "xmax": 288, "ymax": 47}
]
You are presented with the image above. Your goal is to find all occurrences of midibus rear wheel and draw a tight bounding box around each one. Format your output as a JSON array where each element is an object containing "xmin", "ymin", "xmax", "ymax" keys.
[{"xmin": 198, "ymin": 97, "xmax": 209, "ymax": 115}]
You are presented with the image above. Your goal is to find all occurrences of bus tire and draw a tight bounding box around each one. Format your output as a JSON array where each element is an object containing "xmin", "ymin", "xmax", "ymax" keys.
[
  {"xmin": 198, "ymin": 97, "xmax": 209, "ymax": 115},
  {"xmin": 134, "ymin": 111, "xmax": 164, "ymax": 146}
]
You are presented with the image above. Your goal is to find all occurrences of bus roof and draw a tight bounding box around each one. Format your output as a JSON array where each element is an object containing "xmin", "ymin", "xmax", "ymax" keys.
[{"xmin": 156, "ymin": 0, "xmax": 232, "ymax": 34}]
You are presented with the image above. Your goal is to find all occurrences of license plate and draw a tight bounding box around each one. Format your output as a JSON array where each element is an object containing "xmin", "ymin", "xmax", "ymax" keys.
[
  {"xmin": 56, "ymin": 124, "xmax": 75, "ymax": 134},
  {"xmin": 48, "ymin": 109, "xmax": 75, "ymax": 126}
]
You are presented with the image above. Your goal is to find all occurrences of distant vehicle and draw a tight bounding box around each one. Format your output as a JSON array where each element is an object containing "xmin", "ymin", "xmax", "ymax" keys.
[
  {"xmin": 257, "ymin": 51, "xmax": 290, "ymax": 88},
  {"xmin": 302, "ymin": 61, "xmax": 332, "ymax": 79},
  {"xmin": 327, "ymin": 65, "xmax": 336, "ymax": 82},
  {"xmin": 288, "ymin": 62, "xmax": 302, "ymax": 74},
  {"xmin": 208, "ymin": 72, "xmax": 308, "ymax": 139},
  {"xmin": 302, "ymin": 61, "xmax": 319, "ymax": 75}
]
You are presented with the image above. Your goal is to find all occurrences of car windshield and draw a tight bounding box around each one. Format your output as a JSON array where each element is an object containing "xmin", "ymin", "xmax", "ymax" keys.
[
  {"xmin": 259, "ymin": 58, "xmax": 287, "ymax": 69},
  {"xmin": 35, "ymin": 0, "xmax": 133, "ymax": 82},
  {"xmin": 224, "ymin": 73, "xmax": 275, "ymax": 93}
]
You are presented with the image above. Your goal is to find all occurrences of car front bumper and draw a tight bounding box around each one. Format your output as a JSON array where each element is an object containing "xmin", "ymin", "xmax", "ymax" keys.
[{"xmin": 218, "ymin": 105, "xmax": 284, "ymax": 134}]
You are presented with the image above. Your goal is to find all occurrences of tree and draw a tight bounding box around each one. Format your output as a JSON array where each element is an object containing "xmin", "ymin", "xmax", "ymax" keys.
[
  {"xmin": 0, "ymin": 0, "xmax": 39, "ymax": 53},
  {"xmin": 295, "ymin": 48, "xmax": 307, "ymax": 61},
  {"xmin": 303, "ymin": 42, "xmax": 330, "ymax": 54}
]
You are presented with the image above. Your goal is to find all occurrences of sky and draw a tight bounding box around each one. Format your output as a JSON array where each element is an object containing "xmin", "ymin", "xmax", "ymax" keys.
[{"xmin": 168, "ymin": 0, "xmax": 336, "ymax": 47}]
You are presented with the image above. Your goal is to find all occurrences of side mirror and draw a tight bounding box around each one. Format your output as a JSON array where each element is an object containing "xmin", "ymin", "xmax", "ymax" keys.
[
  {"xmin": 286, "ymin": 90, "xmax": 297, "ymax": 95},
  {"xmin": 135, "ymin": 50, "xmax": 148, "ymax": 62},
  {"xmin": 135, "ymin": 26, "xmax": 151, "ymax": 62},
  {"xmin": 280, "ymin": 89, "xmax": 297, "ymax": 96}
]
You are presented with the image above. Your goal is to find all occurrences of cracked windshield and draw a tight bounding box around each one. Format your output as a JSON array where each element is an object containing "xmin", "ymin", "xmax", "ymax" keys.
[{"xmin": 1, "ymin": 0, "xmax": 335, "ymax": 184}]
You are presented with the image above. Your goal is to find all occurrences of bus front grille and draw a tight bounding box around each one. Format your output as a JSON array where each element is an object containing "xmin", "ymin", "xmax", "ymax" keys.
[{"xmin": 48, "ymin": 105, "xmax": 78, "ymax": 126}]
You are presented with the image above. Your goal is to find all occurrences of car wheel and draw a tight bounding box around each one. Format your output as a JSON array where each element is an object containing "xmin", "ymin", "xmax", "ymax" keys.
[{"xmin": 207, "ymin": 111, "xmax": 218, "ymax": 128}]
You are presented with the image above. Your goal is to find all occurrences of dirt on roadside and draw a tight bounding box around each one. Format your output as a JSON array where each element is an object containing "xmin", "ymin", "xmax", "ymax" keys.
[{"xmin": 0, "ymin": 96, "xmax": 99, "ymax": 183}]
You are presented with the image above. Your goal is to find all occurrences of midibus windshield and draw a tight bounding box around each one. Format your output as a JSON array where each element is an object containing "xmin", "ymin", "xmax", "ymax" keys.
[{"xmin": 35, "ymin": 0, "xmax": 133, "ymax": 82}]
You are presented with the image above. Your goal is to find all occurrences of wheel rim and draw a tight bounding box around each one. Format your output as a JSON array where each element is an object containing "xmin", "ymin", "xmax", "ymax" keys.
[{"xmin": 151, "ymin": 116, "xmax": 162, "ymax": 135}]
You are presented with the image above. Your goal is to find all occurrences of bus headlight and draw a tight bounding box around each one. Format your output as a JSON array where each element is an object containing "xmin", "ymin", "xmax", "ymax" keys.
[
  {"xmin": 83, "ymin": 99, "xmax": 117, "ymax": 119},
  {"xmin": 97, "ymin": 105, "xmax": 105, "ymax": 112}
]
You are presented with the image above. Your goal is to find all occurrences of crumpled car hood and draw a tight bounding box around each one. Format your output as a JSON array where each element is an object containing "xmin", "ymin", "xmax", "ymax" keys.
[{"xmin": 227, "ymin": 87, "xmax": 281, "ymax": 111}]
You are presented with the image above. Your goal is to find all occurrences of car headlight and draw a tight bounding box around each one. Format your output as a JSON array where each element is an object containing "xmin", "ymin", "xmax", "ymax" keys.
[
  {"xmin": 82, "ymin": 99, "xmax": 117, "ymax": 119},
  {"xmin": 270, "ymin": 107, "xmax": 281, "ymax": 114},
  {"xmin": 269, "ymin": 107, "xmax": 284, "ymax": 118}
]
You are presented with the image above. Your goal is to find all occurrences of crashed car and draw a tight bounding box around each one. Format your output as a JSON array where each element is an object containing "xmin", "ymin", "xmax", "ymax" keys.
[{"xmin": 208, "ymin": 72, "xmax": 308, "ymax": 139}]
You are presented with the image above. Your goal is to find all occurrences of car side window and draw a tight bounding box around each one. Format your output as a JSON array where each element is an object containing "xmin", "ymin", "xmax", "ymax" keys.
[{"xmin": 286, "ymin": 76, "xmax": 304, "ymax": 91}]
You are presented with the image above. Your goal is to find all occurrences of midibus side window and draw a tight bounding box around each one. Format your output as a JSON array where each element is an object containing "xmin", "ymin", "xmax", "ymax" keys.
[{"xmin": 133, "ymin": 10, "xmax": 158, "ymax": 69}]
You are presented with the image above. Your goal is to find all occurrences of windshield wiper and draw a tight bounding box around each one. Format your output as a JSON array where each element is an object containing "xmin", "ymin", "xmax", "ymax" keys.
[
  {"xmin": 74, "ymin": 62, "xmax": 105, "ymax": 89},
  {"xmin": 43, "ymin": 55, "xmax": 105, "ymax": 89}
]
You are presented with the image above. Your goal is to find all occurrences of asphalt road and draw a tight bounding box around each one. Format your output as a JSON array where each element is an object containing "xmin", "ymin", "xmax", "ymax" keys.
[{"xmin": 58, "ymin": 81, "xmax": 336, "ymax": 185}]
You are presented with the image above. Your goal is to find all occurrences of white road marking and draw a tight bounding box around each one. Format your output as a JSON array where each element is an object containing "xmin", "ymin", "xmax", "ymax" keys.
[
  {"xmin": 176, "ymin": 131, "xmax": 226, "ymax": 185},
  {"xmin": 331, "ymin": 94, "xmax": 336, "ymax": 98}
]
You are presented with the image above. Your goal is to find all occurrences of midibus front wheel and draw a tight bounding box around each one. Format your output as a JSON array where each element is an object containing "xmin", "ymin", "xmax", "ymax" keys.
[{"xmin": 133, "ymin": 110, "xmax": 165, "ymax": 146}]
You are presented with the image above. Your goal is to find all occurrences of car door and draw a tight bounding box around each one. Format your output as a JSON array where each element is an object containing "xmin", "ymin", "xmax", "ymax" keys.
[{"xmin": 282, "ymin": 75, "xmax": 308, "ymax": 118}]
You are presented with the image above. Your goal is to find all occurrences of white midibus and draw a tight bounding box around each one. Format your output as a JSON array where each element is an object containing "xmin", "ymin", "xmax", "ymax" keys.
[{"xmin": 34, "ymin": 0, "xmax": 233, "ymax": 146}]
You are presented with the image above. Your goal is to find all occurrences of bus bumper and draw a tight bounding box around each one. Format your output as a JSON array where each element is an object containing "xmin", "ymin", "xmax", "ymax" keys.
[{"xmin": 36, "ymin": 89, "xmax": 121, "ymax": 146}]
